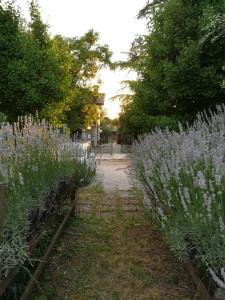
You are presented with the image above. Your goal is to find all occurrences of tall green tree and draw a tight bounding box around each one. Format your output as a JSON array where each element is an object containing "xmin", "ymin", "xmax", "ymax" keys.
[
  {"xmin": 66, "ymin": 30, "xmax": 112, "ymax": 85},
  {"xmin": 21, "ymin": 1, "xmax": 73, "ymax": 120},
  {"xmin": 120, "ymin": 0, "xmax": 225, "ymax": 136},
  {"xmin": 63, "ymin": 30, "xmax": 112, "ymax": 131},
  {"xmin": 0, "ymin": 2, "xmax": 24, "ymax": 119},
  {"xmin": 42, "ymin": 30, "xmax": 112, "ymax": 127},
  {"xmin": 0, "ymin": 1, "xmax": 73, "ymax": 121},
  {"xmin": 0, "ymin": 1, "xmax": 112, "ymax": 129}
]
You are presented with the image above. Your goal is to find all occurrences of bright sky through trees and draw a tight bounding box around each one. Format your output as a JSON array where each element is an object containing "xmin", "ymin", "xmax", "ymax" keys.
[{"xmin": 15, "ymin": 0, "xmax": 147, "ymax": 119}]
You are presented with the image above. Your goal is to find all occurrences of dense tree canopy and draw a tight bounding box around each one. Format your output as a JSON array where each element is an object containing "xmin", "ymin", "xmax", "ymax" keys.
[
  {"xmin": 0, "ymin": 1, "xmax": 112, "ymax": 129},
  {"xmin": 2, "ymin": 0, "xmax": 225, "ymax": 136},
  {"xmin": 120, "ymin": 0, "xmax": 225, "ymax": 136}
]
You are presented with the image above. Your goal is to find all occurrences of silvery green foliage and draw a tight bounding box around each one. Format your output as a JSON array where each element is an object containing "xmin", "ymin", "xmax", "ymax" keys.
[
  {"xmin": 132, "ymin": 105, "xmax": 225, "ymax": 288},
  {"xmin": 0, "ymin": 116, "xmax": 92, "ymax": 278}
]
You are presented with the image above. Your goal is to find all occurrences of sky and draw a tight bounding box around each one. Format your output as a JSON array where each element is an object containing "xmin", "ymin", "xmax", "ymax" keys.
[{"xmin": 15, "ymin": 0, "xmax": 148, "ymax": 119}]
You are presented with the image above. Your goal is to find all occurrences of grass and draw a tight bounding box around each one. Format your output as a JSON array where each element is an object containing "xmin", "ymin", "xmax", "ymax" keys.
[{"xmin": 30, "ymin": 185, "xmax": 197, "ymax": 300}]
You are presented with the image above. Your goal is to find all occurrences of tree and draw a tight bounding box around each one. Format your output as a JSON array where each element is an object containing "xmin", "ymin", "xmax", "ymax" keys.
[
  {"xmin": 120, "ymin": 0, "xmax": 225, "ymax": 136},
  {"xmin": 66, "ymin": 30, "xmax": 112, "ymax": 86},
  {"xmin": 0, "ymin": 1, "xmax": 73, "ymax": 121},
  {"xmin": 0, "ymin": 1, "xmax": 112, "ymax": 130},
  {"xmin": 44, "ymin": 30, "xmax": 112, "ymax": 128},
  {"xmin": 62, "ymin": 31, "xmax": 112, "ymax": 131},
  {"xmin": 201, "ymin": 13, "xmax": 225, "ymax": 88},
  {"xmin": 0, "ymin": 2, "xmax": 25, "ymax": 119},
  {"xmin": 22, "ymin": 1, "xmax": 73, "ymax": 122}
]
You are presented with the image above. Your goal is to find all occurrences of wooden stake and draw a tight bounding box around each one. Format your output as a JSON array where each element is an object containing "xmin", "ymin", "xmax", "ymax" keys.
[
  {"xmin": 182, "ymin": 255, "xmax": 214, "ymax": 300},
  {"xmin": 0, "ymin": 183, "xmax": 4, "ymax": 235}
]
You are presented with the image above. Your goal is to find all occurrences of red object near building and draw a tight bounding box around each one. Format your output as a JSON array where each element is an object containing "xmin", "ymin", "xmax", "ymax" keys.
[{"xmin": 116, "ymin": 133, "xmax": 121, "ymax": 144}]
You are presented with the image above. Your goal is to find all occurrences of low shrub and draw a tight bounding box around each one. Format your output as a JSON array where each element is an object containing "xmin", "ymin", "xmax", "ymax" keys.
[
  {"xmin": 0, "ymin": 116, "xmax": 94, "ymax": 279},
  {"xmin": 132, "ymin": 105, "xmax": 225, "ymax": 290}
]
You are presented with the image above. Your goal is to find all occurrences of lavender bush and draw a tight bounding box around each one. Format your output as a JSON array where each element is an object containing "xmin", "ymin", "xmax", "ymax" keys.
[
  {"xmin": 132, "ymin": 105, "xmax": 225, "ymax": 289},
  {"xmin": 0, "ymin": 116, "xmax": 94, "ymax": 279}
]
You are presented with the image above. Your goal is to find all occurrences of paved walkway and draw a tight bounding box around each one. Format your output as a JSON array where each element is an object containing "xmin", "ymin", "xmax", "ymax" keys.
[
  {"xmin": 96, "ymin": 159, "xmax": 131, "ymax": 192},
  {"xmin": 95, "ymin": 144, "xmax": 131, "ymax": 192},
  {"xmin": 96, "ymin": 153, "xmax": 128, "ymax": 160}
]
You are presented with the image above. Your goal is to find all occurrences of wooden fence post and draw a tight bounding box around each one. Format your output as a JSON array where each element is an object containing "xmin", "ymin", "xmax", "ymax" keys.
[{"xmin": 0, "ymin": 183, "xmax": 5, "ymax": 235}]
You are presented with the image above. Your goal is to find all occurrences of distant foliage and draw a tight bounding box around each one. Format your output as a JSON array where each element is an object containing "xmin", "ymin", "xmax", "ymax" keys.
[{"xmin": 132, "ymin": 105, "xmax": 225, "ymax": 289}]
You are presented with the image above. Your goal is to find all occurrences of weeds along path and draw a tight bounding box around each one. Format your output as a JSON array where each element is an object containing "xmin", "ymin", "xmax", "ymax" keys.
[{"xmin": 32, "ymin": 160, "xmax": 196, "ymax": 300}]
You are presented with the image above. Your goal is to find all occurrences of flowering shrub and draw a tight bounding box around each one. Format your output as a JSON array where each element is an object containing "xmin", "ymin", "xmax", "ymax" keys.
[
  {"xmin": 132, "ymin": 105, "xmax": 225, "ymax": 289},
  {"xmin": 0, "ymin": 116, "xmax": 94, "ymax": 279}
]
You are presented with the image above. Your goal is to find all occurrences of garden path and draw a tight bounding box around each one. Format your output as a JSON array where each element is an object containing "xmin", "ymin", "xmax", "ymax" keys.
[{"xmin": 32, "ymin": 159, "xmax": 197, "ymax": 300}]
